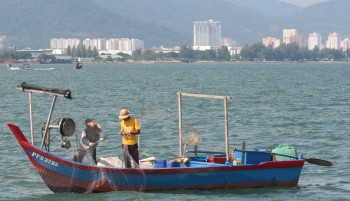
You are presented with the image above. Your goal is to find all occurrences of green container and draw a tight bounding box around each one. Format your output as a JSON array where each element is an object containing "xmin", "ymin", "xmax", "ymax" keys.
[{"xmin": 272, "ymin": 144, "xmax": 297, "ymax": 161}]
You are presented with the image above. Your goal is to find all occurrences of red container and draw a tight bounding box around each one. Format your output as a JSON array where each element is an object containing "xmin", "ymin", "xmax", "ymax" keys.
[{"xmin": 207, "ymin": 156, "xmax": 227, "ymax": 164}]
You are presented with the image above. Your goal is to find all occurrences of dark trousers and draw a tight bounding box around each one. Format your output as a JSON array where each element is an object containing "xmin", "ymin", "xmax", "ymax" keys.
[{"xmin": 122, "ymin": 144, "xmax": 139, "ymax": 168}]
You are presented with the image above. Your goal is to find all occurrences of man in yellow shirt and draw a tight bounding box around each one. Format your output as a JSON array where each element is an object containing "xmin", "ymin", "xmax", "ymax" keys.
[{"xmin": 119, "ymin": 109, "xmax": 140, "ymax": 168}]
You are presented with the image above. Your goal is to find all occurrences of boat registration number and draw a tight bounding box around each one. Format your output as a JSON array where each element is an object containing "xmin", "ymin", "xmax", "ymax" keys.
[{"xmin": 32, "ymin": 152, "xmax": 59, "ymax": 167}]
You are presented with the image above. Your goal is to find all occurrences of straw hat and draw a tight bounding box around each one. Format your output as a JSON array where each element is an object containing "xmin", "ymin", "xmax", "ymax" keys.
[
  {"xmin": 119, "ymin": 109, "xmax": 130, "ymax": 120},
  {"xmin": 85, "ymin": 119, "xmax": 102, "ymax": 134}
]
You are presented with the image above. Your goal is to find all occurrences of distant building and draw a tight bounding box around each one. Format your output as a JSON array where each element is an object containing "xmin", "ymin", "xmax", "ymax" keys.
[
  {"xmin": 221, "ymin": 37, "xmax": 236, "ymax": 49},
  {"xmin": 106, "ymin": 38, "xmax": 120, "ymax": 51},
  {"xmin": 289, "ymin": 34, "xmax": 306, "ymax": 47},
  {"xmin": 340, "ymin": 38, "xmax": 350, "ymax": 51},
  {"xmin": 262, "ymin": 37, "xmax": 280, "ymax": 48},
  {"xmin": 153, "ymin": 46, "xmax": 181, "ymax": 53},
  {"xmin": 105, "ymin": 38, "xmax": 144, "ymax": 55},
  {"xmin": 83, "ymin": 38, "xmax": 106, "ymax": 51},
  {"xmin": 131, "ymin": 39, "xmax": 144, "ymax": 51},
  {"xmin": 283, "ymin": 29, "xmax": 297, "ymax": 44},
  {"xmin": 0, "ymin": 35, "xmax": 6, "ymax": 49},
  {"xmin": 50, "ymin": 37, "xmax": 144, "ymax": 56},
  {"xmin": 17, "ymin": 49, "xmax": 53, "ymax": 62},
  {"xmin": 118, "ymin": 38, "xmax": 132, "ymax": 51},
  {"xmin": 50, "ymin": 38, "xmax": 80, "ymax": 49},
  {"xmin": 308, "ymin": 32, "xmax": 322, "ymax": 50},
  {"xmin": 326, "ymin": 32, "xmax": 341, "ymax": 49},
  {"xmin": 229, "ymin": 47, "xmax": 241, "ymax": 57},
  {"xmin": 193, "ymin": 19, "xmax": 221, "ymax": 50}
]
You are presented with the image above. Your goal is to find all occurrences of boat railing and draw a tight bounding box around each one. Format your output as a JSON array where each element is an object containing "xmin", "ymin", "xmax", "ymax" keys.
[
  {"xmin": 177, "ymin": 92, "xmax": 231, "ymax": 162},
  {"xmin": 186, "ymin": 150, "xmax": 225, "ymax": 155}
]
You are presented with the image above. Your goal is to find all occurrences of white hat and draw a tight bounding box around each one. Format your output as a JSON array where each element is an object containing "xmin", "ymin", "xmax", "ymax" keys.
[
  {"xmin": 85, "ymin": 119, "xmax": 102, "ymax": 134},
  {"xmin": 119, "ymin": 109, "xmax": 130, "ymax": 120}
]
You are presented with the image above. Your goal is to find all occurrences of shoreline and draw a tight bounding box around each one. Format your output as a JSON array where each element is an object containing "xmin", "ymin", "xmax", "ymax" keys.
[{"xmin": 2, "ymin": 60, "xmax": 350, "ymax": 65}]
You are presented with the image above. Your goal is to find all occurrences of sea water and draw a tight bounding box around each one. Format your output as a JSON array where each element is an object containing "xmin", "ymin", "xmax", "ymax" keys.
[{"xmin": 0, "ymin": 62, "xmax": 349, "ymax": 200}]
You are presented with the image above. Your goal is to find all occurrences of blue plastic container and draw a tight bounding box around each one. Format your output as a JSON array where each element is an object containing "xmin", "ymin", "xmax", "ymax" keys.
[
  {"xmin": 234, "ymin": 150, "xmax": 272, "ymax": 164},
  {"xmin": 153, "ymin": 159, "xmax": 167, "ymax": 168},
  {"xmin": 167, "ymin": 161, "xmax": 180, "ymax": 167}
]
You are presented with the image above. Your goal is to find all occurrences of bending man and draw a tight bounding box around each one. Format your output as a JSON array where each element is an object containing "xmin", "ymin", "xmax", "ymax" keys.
[{"xmin": 73, "ymin": 119, "xmax": 103, "ymax": 165}]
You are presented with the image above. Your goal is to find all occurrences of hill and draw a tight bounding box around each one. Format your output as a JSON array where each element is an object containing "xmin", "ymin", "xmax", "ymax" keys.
[
  {"xmin": 90, "ymin": 0, "xmax": 274, "ymax": 46},
  {"xmin": 224, "ymin": 0, "xmax": 302, "ymax": 16},
  {"xmin": 0, "ymin": 0, "xmax": 349, "ymax": 49},
  {"xmin": 285, "ymin": 0, "xmax": 350, "ymax": 38},
  {"xmin": 0, "ymin": 0, "xmax": 186, "ymax": 48}
]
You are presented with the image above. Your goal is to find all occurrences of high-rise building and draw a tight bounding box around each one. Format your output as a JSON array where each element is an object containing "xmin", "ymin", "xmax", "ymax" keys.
[
  {"xmin": 0, "ymin": 35, "xmax": 6, "ymax": 49},
  {"xmin": 193, "ymin": 19, "xmax": 221, "ymax": 50},
  {"xmin": 83, "ymin": 38, "xmax": 106, "ymax": 50},
  {"xmin": 326, "ymin": 32, "xmax": 341, "ymax": 49},
  {"xmin": 308, "ymin": 32, "xmax": 322, "ymax": 50},
  {"xmin": 289, "ymin": 34, "xmax": 306, "ymax": 47},
  {"xmin": 262, "ymin": 37, "xmax": 280, "ymax": 48},
  {"xmin": 283, "ymin": 29, "xmax": 297, "ymax": 44},
  {"xmin": 131, "ymin": 39, "xmax": 144, "ymax": 51},
  {"xmin": 50, "ymin": 38, "xmax": 80, "ymax": 49},
  {"xmin": 340, "ymin": 38, "xmax": 350, "ymax": 51},
  {"xmin": 104, "ymin": 38, "xmax": 144, "ymax": 55},
  {"xmin": 106, "ymin": 38, "xmax": 119, "ymax": 51}
]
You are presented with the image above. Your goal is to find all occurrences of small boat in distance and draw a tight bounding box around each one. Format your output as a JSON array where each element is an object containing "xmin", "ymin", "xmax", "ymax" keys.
[
  {"xmin": 7, "ymin": 63, "xmax": 31, "ymax": 70},
  {"xmin": 74, "ymin": 60, "xmax": 83, "ymax": 69}
]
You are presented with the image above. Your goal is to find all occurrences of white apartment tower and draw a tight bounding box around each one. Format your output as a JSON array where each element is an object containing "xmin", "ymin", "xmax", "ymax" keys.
[
  {"xmin": 308, "ymin": 32, "xmax": 322, "ymax": 50},
  {"xmin": 50, "ymin": 38, "xmax": 80, "ymax": 49},
  {"xmin": 326, "ymin": 32, "xmax": 341, "ymax": 49},
  {"xmin": 83, "ymin": 38, "xmax": 106, "ymax": 50},
  {"xmin": 283, "ymin": 29, "xmax": 297, "ymax": 44},
  {"xmin": 131, "ymin": 39, "xmax": 144, "ymax": 50},
  {"xmin": 0, "ymin": 35, "xmax": 6, "ymax": 49},
  {"xmin": 341, "ymin": 38, "xmax": 350, "ymax": 51},
  {"xmin": 106, "ymin": 38, "xmax": 119, "ymax": 50},
  {"xmin": 193, "ymin": 19, "xmax": 221, "ymax": 50}
]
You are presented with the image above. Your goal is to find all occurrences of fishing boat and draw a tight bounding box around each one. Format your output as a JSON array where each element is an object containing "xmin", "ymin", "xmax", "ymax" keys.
[
  {"xmin": 7, "ymin": 63, "xmax": 31, "ymax": 70},
  {"xmin": 74, "ymin": 60, "xmax": 83, "ymax": 69},
  {"xmin": 6, "ymin": 82, "xmax": 332, "ymax": 193}
]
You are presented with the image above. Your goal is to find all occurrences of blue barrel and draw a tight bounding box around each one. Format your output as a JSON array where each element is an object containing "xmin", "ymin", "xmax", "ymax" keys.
[
  {"xmin": 167, "ymin": 161, "xmax": 180, "ymax": 167},
  {"xmin": 153, "ymin": 159, "xmax": 167, "ymax": 168}
]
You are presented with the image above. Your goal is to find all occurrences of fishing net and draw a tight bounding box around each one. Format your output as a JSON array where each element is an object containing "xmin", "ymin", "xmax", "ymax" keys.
[
  {"xmin": 181, "ymin": 124, "xmax": 202, "ymax": 157},
  {"xmin": 140, "ymin": 101, "xmax": 171, "ymax": 122},
  {"xmin": 182, "ymin": 124, "xmax": 202, "ymax": 146}
]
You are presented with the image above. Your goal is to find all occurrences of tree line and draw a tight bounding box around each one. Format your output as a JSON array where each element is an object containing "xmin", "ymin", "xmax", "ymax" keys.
[
  {"xmin": 66, "ymin": 45, "xmax": 99, "ymax": 58},
  {"xmin": 131, "ymin": 44, "xmax": 350, "ymax": 62},
  {"xmin": 239, "ymin": 43, "xmax": 350, "ymax": 61},
  {"xmin": 1, "ymin": 43, "xmax": 350, "ymax": 63}
]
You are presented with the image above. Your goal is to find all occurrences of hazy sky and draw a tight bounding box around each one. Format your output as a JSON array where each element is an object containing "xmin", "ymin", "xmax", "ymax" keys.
[{"xmin": 280, "ymin": 0, "xmax": 330, "ymax": 7}]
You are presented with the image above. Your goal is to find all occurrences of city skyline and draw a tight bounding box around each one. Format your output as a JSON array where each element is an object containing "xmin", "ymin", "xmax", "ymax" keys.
[
  {"xmin": 47, "ymin": 24, "xmax": 349, "ymax": 56},
  {"xmin": 0, "ymin": 0, "xmax": 348, "ymax": 50}
]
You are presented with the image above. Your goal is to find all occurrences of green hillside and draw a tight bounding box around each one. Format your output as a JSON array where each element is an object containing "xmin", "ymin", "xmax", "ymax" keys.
[{"xmin": 0, "ymin": 0, "xmax": 349, "ymax": 49}]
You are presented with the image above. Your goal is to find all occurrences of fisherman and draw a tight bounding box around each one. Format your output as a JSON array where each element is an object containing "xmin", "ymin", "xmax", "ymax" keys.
[
  {"xmin": 73, "ymin": 119, "xmax": 103, "ymax": 165},
  {"xmin": 119, "ymin": 109, "xmax": 140, "ymax": 168}
]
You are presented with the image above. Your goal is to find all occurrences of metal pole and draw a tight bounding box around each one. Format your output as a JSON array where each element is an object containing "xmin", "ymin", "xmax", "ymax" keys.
[
  {"xmin": 177, "ymin": 92, "xmax": 183, "ymax": 157},
  {"xmin": 224, "ymin": 97, "xmax": 229, "ymax": 162},
  {"xmin": 41, "ymin": 95, "xmax": 57, "ymax": 151},
  {"xmin": 29, "ymin": 92, "xmax": 34, "ymax": 145}
]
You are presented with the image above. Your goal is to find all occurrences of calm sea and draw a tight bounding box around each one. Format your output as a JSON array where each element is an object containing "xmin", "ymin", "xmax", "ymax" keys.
[{"xmin": 0, "ymin": 62, "xmax": 349, "ymax": 201}]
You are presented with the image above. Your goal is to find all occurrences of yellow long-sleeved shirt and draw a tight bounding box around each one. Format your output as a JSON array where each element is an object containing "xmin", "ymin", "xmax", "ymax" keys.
[{"xmin": 120, "ymin": 117, "xmax": 140, "ymax": 145}]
